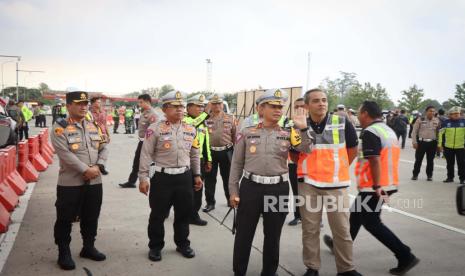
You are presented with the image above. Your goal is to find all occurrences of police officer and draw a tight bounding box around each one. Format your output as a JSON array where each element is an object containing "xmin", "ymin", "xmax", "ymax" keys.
[
  {"xmin": 112, "ymin": 106, "xmax": 120, "ymax": 134},
  {"xmin": 229, "ymin": 88, "xmax": 313, "ymax": 276},
  {"xmin": 120, "ymin": 94, "xmax": 159, "ymax": 188},
  {"xmin": 439, "ymin": 106, "xmax": 465, "ymax": 184},
  {"xmin": 138, "ymin": 91, "xmax": 202, "ymax": 262},
  {"xmin": 184, "ymin": 94, "xmax": 212, "ymax": 226},
  {"xmin": 51, "ymin": 91, "xmax": 108, "ymax": 270},
  {"xmin": 411, "ymin": 106, "xmax": 441, "ymax": 181},
  {"xmin": 125, "ymin": 106, "xmax": 135, "ymax": 134},
  {"xmin": 203, "ymin": 94, "xmax": 236, "ymax": 212}
]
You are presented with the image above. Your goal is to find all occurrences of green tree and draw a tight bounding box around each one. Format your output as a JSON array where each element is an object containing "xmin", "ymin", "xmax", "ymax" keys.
[
  {"xmin": 448, "ymin": 81, "xmax": 465, "ymax": 107},
  {"xmin": 419, "ymin": 99, "xmax": 442, "ymax": 112},
  {"xmin": 319, "ymin": 71, "xmax": 359, "ymax": 111},
  {"xmin": 158, "ymin": 84, "xmax": 175, "ymax": 98},
  {"xmin": 38, "ymin": 82, "xmax": 50, "ymax": 94},
  {"xmin": 442, "ymin": 100, "xmax": 455, "ymax": 111},
  {"xmin": 123, "ymin": 91, "xmax": 141, "ymax": 98},
  {"xmin": 223, "ymin": 93, "xmax": 237, "ymax": 110},
  {"xmin": 343, "ymin": 82, "xmax": 393, "ymax": 111},
  {"xmin": 398, "ymin": 84, "xmax": 424, "ymax": 111}
]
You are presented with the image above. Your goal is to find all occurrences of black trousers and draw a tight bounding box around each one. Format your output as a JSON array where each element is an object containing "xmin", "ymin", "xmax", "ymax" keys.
[
  {"xmin": 350, "ymin": 192, "xmax": 411, "ymax": 261},
  {"xmin": 288, "ymin": 163, "xmax": 300, "ymax": 219},
  {"xmin": 19, "ymin": 122, "xmax": 29, "ymax": 140},
  {"xmin": 54, "ymin": 184, "xmax": 103, "ymax": 246},
  {"xmin": 148, "ymin": 171, "xmax": 193, "ymax": 250},
  {"xmin": 191, "ymin": 159, "xmax": 207, "ymax": 220},
  {"xmin": 127, "ymin": 141, "xmax": 143, "ymax": 184},
  {"xmin": 233, "ymin": 178, "xmax": 289, "ymax": 276},
  {"xmin": 204, "ymin": 147, "xmax": 233, "ymax": 205},
  {"xmin": 113, "ymin": 117, "xmax": 119, "ymax": 133},
  {"xmin": 444, "ymin": 147, "xmax": 465, "ymax": 181},
  {"xmin": 396, "ymin": 130, "xmax": 407, "ymax": 149},
  {"xmin": 412, "ymin": 140, "xmax": 437, "ymax": 178}
]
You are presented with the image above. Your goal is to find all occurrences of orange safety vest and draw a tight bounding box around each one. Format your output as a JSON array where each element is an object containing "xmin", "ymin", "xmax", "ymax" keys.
[
  {"xmin": 355, "ymin": 122, "xmax": 399, "ymax": 192},
  {"xmin": 297, "ymin": 114, "xmax": 351, "ymax": 188}
]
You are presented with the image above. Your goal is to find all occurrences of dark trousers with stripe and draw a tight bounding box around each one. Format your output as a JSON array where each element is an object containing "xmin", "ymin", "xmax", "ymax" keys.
[
  {"xmin": 350, "ymin": 192, "xmax": 411, "ymax": 261},
  {"xmin": 54, "ymin": 184, "xmax": 102, "ymax": 247},
  {"xmin": 148, "ymin": 171, "xmax": 193, "ymax": 250},
  {"xmin": 204, "ymin": 147, "xmax": 233, "ymax": 205},
  {"xmin": 412, "ymin": 140, "xmax": 437, "ymax": 178},
  {"xmin": 233, "ymin": 178, "xmax": 289, "ymax": 276},
  {"xmin": 444, "ymin": 147, "xmax": 465, "ymax": 181},
  {"xmin": 127, "ymin": 141, "xmax": 143, "ymax": 184},
  {"xmin": 191, "ymin": 159, "xmax": 207, "ymax": 220}
]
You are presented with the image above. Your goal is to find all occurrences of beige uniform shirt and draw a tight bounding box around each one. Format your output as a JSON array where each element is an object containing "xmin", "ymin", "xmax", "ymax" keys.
[
  {"xmin": 138, "ymin": 120, "xmax": 201, "ymax": 182},
  {"xmin": 411, "ymin": 117, "xmax": 440, "ymax": 144},
  {"xmin": 138, "ymin": 107, "xmax": 158, "ymax": 139},
  {"xmin": 205, "ymin": 112, "xmax": 236, "ymax": 147},
  {"xmin": 229, "ymin": 125, "xmax": 313, "ymax": 196},
  {"xmin": 51, "ymin": 118, "xmax": 108, "ymax": 187}
]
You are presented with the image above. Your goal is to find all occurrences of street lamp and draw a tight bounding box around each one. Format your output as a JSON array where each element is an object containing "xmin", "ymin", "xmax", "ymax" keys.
[
  {"xmin": 1, "ymin": 60, "xmax": 15, "ymax": 96},
  {"xmin": 17, "ymin": 69, "xmax": 45, "ymax": 101},
  {"xmin": 0, "ymin": 55, "xmax": 21, "ymax": 101}
]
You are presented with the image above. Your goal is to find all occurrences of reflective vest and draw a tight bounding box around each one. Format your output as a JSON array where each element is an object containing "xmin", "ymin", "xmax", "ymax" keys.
[
  {"xmin": 125, "ymin": 109, "xmax": 134, "ymax": 118},
  {"xmin": 111, "ymin": 110, "xmax": 118, "ymax": 117},
  {"xmin": 297, "ymin": 114, "xmax": 350, "ymax": 188},
  {"xmin": 355, "ymin": 122, "xmax": 399, "ymax": 192},
  {"xmin": 21, "ymin": 106, "xmax": 33, "ymax": 122},
  {"xmin": 60, "ymin": 106, "xmax": 67, "ymax": 115},
  {"xmin": 438, "ymin": 119, "xmax": 465, "ymax": 149},
  {"xmin": 183, "ymin": 113, "xmax": 212, "ymax": 162}
]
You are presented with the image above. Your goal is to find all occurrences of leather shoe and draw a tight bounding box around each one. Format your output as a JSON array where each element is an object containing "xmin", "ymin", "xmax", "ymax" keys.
[
  {"xmin": 80, "ymin": 247, "xmax": 106, "ymax": 261},
  {"xmin": 460, "ymin": 180, "xmax": 465, "ymax": 184},
  {"xmin": 189, "ymin": 217, "xmax": 208, "ymax": 226},
  {"xmin": 337, "ymin": 270, "xmax": 362, "ymax": 276},
  {"xmin": 443, "ymin": 178, "xmax": 454, "ymax": 183},
  {"xmin": 303, "ymin": 268, "xmax": 319, "ymax": 276},
  {"xmin": 389, "ymin": 255, "xmax": 419, "ymax": 275},
  {"xmin": 410, "ymin": 176, "xmax": 418, "ymax": 180},
  {"xmin": 202, "ymin": 204, "xmax": 215, "ymax": 213},
  {"xmin": 148, "ymin": 249, "xmax": 162, "ymax": 262},
  {"xmin": 119, "ymin": 182, "xmax": 136, "ymax": 188},
  {"xmin": 176, "ymin": 246, "xmax": 195, "ymax": 258},
  {"xmin": 427, "ymin": 177, "xmax": 432, "ymax": 181},
  {"xmin": 323, "ymin": 234, "xmax": 334, "ymax": 253},
  {"xmin": 288, "ymin": 218, "xmax": 301, "ymax": 226}
]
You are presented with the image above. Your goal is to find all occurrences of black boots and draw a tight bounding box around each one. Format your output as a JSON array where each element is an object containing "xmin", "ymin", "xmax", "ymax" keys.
[
  {"xmin": 57, "ymin": 245, "xmax": 75, "ymax": 270},
  {"xmin": 80, "ymin": 240, "xmax": 106, "ymax": 261}
]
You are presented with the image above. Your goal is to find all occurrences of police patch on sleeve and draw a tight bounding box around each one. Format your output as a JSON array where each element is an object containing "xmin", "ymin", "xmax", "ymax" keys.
[
  {"xmin": 146, "ymin": 129, "xmax": 154, "ymax": 139},
  {"xmin": 55, "ymin": 127, "xmax": 64, "ymax": 136},
  {"xmin": 290, "ymin": 127, "xmax": 302, "ymax": 147},
  {"xmin": 192, "ymin": 137, "xmax": 200, "ymax": 149}
]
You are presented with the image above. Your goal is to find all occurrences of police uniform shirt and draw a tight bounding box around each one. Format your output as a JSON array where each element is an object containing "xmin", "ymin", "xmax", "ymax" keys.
[
  {"xmin": 138, "ymin": 107, "xmax": 158, "ymax": 139},
  {"xmin": 229, "ymin": 125, "xmax": 313, "ymax": 196},
  {"xmin": 308, "ymin": 114, "xmax": 359, "ymax": 148},
  {"xmin": 138, "ymin": 120, "xmax": 201, "ymax": 182},
  {"xmin": 411, "ymin": 117, "xmax": 440, "ymax": 143},
  {"xmin": 51, "ymin": 118, "xmax": 108, "ymax": 186},
  {"xmin": 205, "ymin": 112, "xmax": 236, "ymax": 147}
]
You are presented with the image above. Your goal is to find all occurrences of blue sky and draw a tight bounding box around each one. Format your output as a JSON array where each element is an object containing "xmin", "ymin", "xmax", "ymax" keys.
[{"xmin": 1, "ymin": 0, "xmax": 464, "ymax": 102}]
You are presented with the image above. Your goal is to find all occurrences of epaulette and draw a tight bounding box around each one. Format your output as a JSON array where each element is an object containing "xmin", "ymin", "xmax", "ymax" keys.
[{"xmin": 56, "ymin": 117, "xmax": 68, "ymax": 128}]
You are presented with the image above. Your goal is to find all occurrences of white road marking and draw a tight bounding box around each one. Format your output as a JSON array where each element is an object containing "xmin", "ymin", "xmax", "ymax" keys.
[
  {"xmin": 0, "ymin": 183, "xmax": 36, "ymax": 273},
  {"xmin": 348, "ymin": 194, "xmax": 465, "ymax": 235}
]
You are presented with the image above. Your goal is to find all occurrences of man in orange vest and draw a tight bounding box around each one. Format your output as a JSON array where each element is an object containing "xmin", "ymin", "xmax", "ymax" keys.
[
  {"xmin": 324, "ymin": 101, "xmax": 419, "ymax": 275},
  {"xmin": 297, "ymin": 89, "xmax": 361, "ymax": 276}
]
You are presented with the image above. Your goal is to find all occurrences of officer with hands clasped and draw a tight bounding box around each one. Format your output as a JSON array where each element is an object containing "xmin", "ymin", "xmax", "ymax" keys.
[
  {"xmin": 138, "ymin": 91, "xmax": 203, "ymax": 262},
  {"xmin": 229, "ymin": 88, "xmax": 313, "ymax": 276},
  {"xmin": 51, "ymin": 91, "xmax": 108, "ymax": 270}
]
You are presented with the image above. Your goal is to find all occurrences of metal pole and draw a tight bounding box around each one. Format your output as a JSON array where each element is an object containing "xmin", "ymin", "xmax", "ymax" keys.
[
  {"xmin": 305, "ymin": 52, "xmax": 312, "ymax": 91},
  {"xmin": 16, "ymin": 62, "xmax": 19, "ymax": 101}
]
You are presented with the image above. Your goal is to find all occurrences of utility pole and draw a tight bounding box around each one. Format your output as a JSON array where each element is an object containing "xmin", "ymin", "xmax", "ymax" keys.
[
  {"xmin": 206, "ymin": 59, "xmax": 212, "ymax": 93},
  {"xmin": 17, "ymin": 69, "xmax": 45, "ymax": 101},
  {"xmin": 305, "ymin": 52, "xmax": 312, "ymax": 91},
  {"xmin": 0, "ymin": 55, "xmax": 21, "ymax": 100}
]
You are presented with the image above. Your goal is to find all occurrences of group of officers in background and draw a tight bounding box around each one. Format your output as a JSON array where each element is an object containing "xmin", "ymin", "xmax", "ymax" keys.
[{"xmin": 50, "ymin": 87, "xmax": 465, "ymax": 276}]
